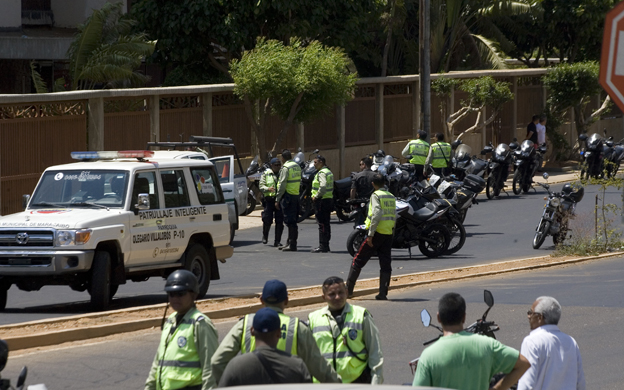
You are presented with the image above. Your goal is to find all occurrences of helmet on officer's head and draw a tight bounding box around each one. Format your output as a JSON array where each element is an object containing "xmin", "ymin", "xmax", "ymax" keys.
[{"xmin": 165, "ymin": 269, "xmax": 199, "ymax": 294}]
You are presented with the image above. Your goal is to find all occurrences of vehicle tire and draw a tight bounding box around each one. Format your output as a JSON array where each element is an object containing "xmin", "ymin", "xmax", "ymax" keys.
[
  {"xmin": 109, "ymin": 284, "xmax": 119, "ymax": 300},
  {"xmin": 243, "ymin": 190, "xmax": 256, "ymax": 216},
  {"xmin": 0, "ymin": 282, "xmax": 8, "ymax": 311},
  {"xmin": 90, "ymin": 251, "xmax": 112, "ymax": 311},
  {"xmin": 486, "ymin": 177, "xmax": 495, "ymax": 200},
  {"xmin": 444, "ymin": 217, "xmax": 466, "ymax": 255},
  {"xmin": 512, "ymin": 170, "xmax": 522, "ymax": 195},
  {"xmin": 532, "ymin": 220, "xmax": 551, "ymax": 249},
  {"xmin": 418, "ymin": 223, "xmax": 451, "ymax": 258},
  {"xmin": 522, "ymin": 183, "xmax": 531, "ymax": 193},
  {"xmin": 297, "ymin": 195, "xmax": 314, "ymax": 223},
  {"xmin": 580, "ymin": 166, "xmax": 587, "ymax": 181},
  {"xmin": 335, "ymin": 207, "xmax": 352, "ymax": 222},
  {"xmin": 459, "ymin": 209, "xmax": 468, "ymax": 223},
  {"xmin": 184, "ymin": 244, "xmax": 211, "ymax": 299},
  {"xmin": 493, "ymin": 181, "xmax": 501, "ymax": 197},
  {"xmin": 347, "ymin": 229, "xmax": 367, "ymax": 257},
  {"xmin": 230, "ymin": 203, "xmax": 238, "ymax": 245}
]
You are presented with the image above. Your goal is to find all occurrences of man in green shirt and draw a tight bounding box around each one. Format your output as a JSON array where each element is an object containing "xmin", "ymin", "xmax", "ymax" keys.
[{"xmin": 413, "ymin": 292, "xmax": 530, "ymax": 390}]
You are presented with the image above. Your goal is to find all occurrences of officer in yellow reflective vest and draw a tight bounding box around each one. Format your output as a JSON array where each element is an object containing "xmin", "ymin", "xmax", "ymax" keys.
[
  {"xmin": 276, "ymin": 149, "xmax": 302, "ymax": 252},
  {"xmin": 210, "ymin": 280, "xmax": 340, "ymax": 385},
  {"xmin": 308, "ymin": 276, "xmax": 384, "ymax": 384},
  {"xmin": 401, "ymin": 130, "xmax": 429, "ymax": 182},
  {"xmin": 425, "ymin": 132, "xmax": 452, "ymax": 177},
  {"xmin": 311, "ymin": 155, "xmax": 334, "ymax": 253},
  {"xmin": 145, "ymin": 270, "xmax": 218, "ymax": 390},
  {"xmin": 346, "ymin": 173, "xmax": 396, "ymax": 300},
  {"xmin": 260, "ymin": 158, "xmax": 284, "ymax": 247}
]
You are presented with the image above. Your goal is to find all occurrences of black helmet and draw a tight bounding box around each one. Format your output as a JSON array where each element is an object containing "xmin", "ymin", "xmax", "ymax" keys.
[
  {"xmin": 561, "ymin": 183, "xmax": 584, "ymax": 202},
  {"xmin": 165, "ymin": 269, "xmax": 199, "ymax": 294}
]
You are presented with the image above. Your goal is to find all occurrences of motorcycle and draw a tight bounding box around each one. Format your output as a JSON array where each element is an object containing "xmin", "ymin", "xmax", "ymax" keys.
[
  {"xmin": 601, "ymin": 135, "xmax": 624, "ymax": 178},
  {"xmin": 295, "ymin": 148, "xmax": 320, "ymax": 223},
  {"xmin": 333, "ymin": 175, "xmax": 357, "ymax": 222},
  {"xmin": 378, "ymin": 155, "xmax": 410, "ymax": 196},
  {"xmin": 450, "ymin": 140, "xmax": 488, "ymax": 180},
  {"xmin": 410, "ymin": 290, "xmax": 511, "ymax": 389},
  {"xmin": 482, "ymin": 142, "xmax": 514, "ymax": 199},
  {"xmin": 0, "ymin": 339, "xmax": 39, "ymax": 390},
  {"xmin": 512, "ymin": 139, "xmax": 544, "ymax": 194},
  {"xmin": 243, "ymin": 155, "xmax": 271, "ymax": 216},
  {"xmin": 370, "ymin": 149, "xmax": 387, "ymax": 171},
  {"xmin": 578, "ymin": 133, "xmax": 605, "ymax": 180},
  {"xmin": 532, "ymin": 173, "xmax": 585, "ymax": 249},
  {"xmin": 427, "ymin": 173, "xmax": 486, "ymax": 223},
  {"xmin": 346, "ymin": 194, "xmax": 452, "ymax": 258}
]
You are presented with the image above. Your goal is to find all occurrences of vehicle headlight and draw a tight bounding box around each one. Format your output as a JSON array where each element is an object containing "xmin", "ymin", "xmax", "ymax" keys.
[
  {"xmin": 550, "ymin": 198, "xmax": 560, "ymax": 207},
  {"xmin": 57, "ymin": 229, "xmax": 92, "ymax": 246}
]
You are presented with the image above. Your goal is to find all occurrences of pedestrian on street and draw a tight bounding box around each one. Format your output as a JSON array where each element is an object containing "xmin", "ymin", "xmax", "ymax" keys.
[
  {"xmin": 401, "ymin": 130, "xmax": 429, "ymax": 182},
  {"xmin": 308, "ymin": 276, "xmax": 384, "ymax": 384},
  {"xmin": 311, "ymin": 155, "xmax": 334, "ymax": 253},
  {"xmin": 526, "ymin": 115, "xmax": 539, "ymax": 144},
  {"xmin": 218, "ymin": 308, "xmax": 312, "ymax": 386},
  {"xmin": 425, "ymin": 133, "xmax": 452, "ymax": 177},
  {"xmin": 346, "ymin": 173, "xmax": 396, "ymax": 300},
  {"xmin": 413, "ymin": 292, "xmax": 530, "ymax": 390},
  {"xmin": 210, "ymin": 279, "xmax": 340, "ymax": 385},
  {"xmin": 260, "ymin": 157, "xmax": 284, "ymax": 247},
  {"xmin": 517, "ymin": 296, "xmax": 585, "ymax": 390},
  {"xmin": 350, "ymin": 156, "xmax": 376, "ymax": 226},
  {"xmin": 145, "ymin": 270, "xmax": 219, "ymax": 390},
  {"xmin": 276, "ymin": 149, "xmax": 301, "ymax": 252}
]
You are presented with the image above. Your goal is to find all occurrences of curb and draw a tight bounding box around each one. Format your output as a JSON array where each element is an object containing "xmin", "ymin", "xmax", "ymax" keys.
[{"xmin": 4, "ymin": 250, "xmax": 622, "ymax": 351}]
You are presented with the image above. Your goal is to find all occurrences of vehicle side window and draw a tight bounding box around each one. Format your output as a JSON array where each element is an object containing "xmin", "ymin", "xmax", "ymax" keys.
[
  {"xmin": 161, "ymin": 169, "xmax": 190, "ymax": 208},
  {"xmin": 211, "ymin": 157, "xmax": 231, "ymax": 183},
  {"xmin": 131, "ymin": 172, "xmax": 159, "ymax": 211},
  {"xmin": 190, "ymin": 167, "xmax": 224, "ymax": 205}
]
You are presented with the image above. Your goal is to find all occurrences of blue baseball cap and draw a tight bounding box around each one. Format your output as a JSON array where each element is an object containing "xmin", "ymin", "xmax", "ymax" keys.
[
  {"xmin": 269, "ymin": 158, "xmax": 281, "ymax": 165},
  {"xmin": 253, "ymin": 308, "xmax": 281, "ymax": 333},
  {"xmin": 262, "ymin": 279, "xmax": 288, "ymax": 304}
]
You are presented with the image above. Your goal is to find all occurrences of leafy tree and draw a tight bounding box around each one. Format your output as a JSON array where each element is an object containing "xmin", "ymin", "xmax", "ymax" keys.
[
  {"xmin": 131, "ymin": 0, "xmax": 382, "ymax": 84},
  {"xmin": 230, "ymin": 39, "xmax": 357, "ymax": 161},
  {"xmin": 432, "ymin": 76, "xmax": 513, "ymax": 141}
]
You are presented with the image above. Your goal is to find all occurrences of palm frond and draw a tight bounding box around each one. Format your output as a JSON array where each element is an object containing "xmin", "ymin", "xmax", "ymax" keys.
[
  {"xmin": 67, "ymin": 8, "xmax": 106, "ymax": 88},
  {"xmin": 30, "ymin": 61, "xmax": 48, "ymax": 93},
  {"xmin": 472, "ymin": 34, "xmax": 509, "ymax": 69},
  {"xmin": 480, "ymin": 1, "xmax": 532, "ymax": 17}
]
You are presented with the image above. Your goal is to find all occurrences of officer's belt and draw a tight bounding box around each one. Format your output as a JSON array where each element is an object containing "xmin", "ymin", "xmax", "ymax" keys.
[
  {"xmin": 158, "ymin": 360, "xmax": 201, "ymax": 368},
  {"xmin": 322, "ymin": 349, "xmax": 368, "ymax": 359}
]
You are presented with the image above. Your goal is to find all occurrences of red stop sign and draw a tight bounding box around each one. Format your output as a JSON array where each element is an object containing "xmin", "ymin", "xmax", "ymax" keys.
[{"xmin": 600, "ymin": 2, "xmax": 624, "ymax": 112}]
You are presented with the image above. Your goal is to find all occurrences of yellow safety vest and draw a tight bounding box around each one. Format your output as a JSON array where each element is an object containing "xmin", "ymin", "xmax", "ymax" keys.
[
  {"xmin": 311, "ymin": 167, "xmax": 334, "ymax": 199},
  {"xmin": 155, "ymin": 309, "xmax": 203, "ymax": 390},
  {"xmin": 431, "ymin": 142, "xmax": 451, "ymax": 168},
  {"xmin": 240, "ymin": 312, "xmax": 299, "ymax": 355},
  {"xmin": 365, "ymin": 189, "xmax": 396, "ymax": 235},
  {"xmin": 407, "ymin": 139, "xmax": 430, "ymax": 165},
  {"xmin": 282, "ymin": 160, "xmax": 301, "ymax": 195},
  {"xmin": 308, "ymin": 305, "xmax": 368, "ymax": 383},
  {"xmin": 261, "ymin": 169, "xmax": 278, "ymax": 197}
]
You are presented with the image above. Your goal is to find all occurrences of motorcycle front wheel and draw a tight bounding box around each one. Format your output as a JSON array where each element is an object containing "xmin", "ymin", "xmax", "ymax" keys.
[
  {"xmin": 242, "ymin": 190, "xmax": 257, "ymax": 216},
  {"xmin": 512, "ymin": 170, "xmax": 522, "ymax": 195},
  {"xmin": 532, "ymin": 219, "xmax": 551, "ymax": 249},
  {"xmin": 347, "ymin": 229, "xmax": 367, "ymax": 257},
  {"xmin": 418, "ymin": 223, "xmax": 451, "ymax": 258},
  {"xmin": 297, "ymin": 194, "xmax": 314, "ymax": 223},
  {"xmin": 335, "ymin": 206, "xmax": 353, "ymax": 222},
  {"xmin": 444, "ymin": 216, "xmax": 466, "ymax": 255},
  {"xmin": 486, "ymin": 177, "xmax": 495, "ymax": 200}
]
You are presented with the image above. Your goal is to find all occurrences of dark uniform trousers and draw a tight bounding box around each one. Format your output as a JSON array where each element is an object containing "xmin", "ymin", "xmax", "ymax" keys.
[
  {"xmin": 432, "ymin": 167, "xmax": 450, "ymax": 177},
  {"xmin": 314, "ymin": 198, "xmax": 333, "ymax": 250},
  {"xmin": 413, "ymin": 164, "xmax": 426, "ymax": 182},
  {"xmin": 280, "ymin": 193, "xmax": 299, "ymax": 247},
  {"xmin": 262, "ymin": 196, "xmax": 284, "ymax": 245},
  {"xmin": 351, "ymin": 233, "xmax": 393, "ymax": 273}
]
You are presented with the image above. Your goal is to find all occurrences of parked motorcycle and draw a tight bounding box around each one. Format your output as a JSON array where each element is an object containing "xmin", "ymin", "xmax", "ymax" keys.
[
  {"xmin": 0, "ymin": 339, "xmax": 37, "ymax": 390},
  {"xmin": 482, "ymin": 142, "xmax": 514, "ymax": 199},
  {"xmin": 427, "ymin": 173, "xmax": 486, "ymax": 223},
  {"xmin": 295, "ymin": 148, "xmax": 320, "ymax": 222},
  {"xmin": 602, "ymin": 135, "xmax": 624, "ymax": 178},
  {"xmin": 333, "ymin": 176, "xmax": 356, "ymax": 222},
  {"xmin": 243, "ymin": 155, "xmax": 271, "ymax": 215},
  {"xmin": 512, "ymin": 139, "xmax": 544, "ymax": 194},
  {"xmin": 378, "ymin": 155, "xmax": 410, "ymax": 196},
  {"xmin": 532, "ymin": 173, "xmax": 585, "ymax": 249},
  {"xmin": 451, "ymin": 140, "xmax": 488, "ymax": 180},
  {"xmin": 578, "ymin": 133, "xmax": 605, "ymax": 180},
  {"xmin": 370, "ymin": 149, "xmax": 387, "ymax": 171},
  {"xmin": 346, "ymin": 194, "xmax": 452, "ymax": 258}
]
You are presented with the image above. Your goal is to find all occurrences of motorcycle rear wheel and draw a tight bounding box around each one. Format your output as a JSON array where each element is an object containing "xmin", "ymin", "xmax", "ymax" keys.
[
  {"xmin": 532, "ymin": 220, "xmax": 551, "ymax": 249},
  {"xmin": 335, "ymin": 206, "xmax": 353, "ymax": 222},
  {"xmin": 347, "ymin": 229, "xmax": 367, "ymax": 257},
  {"xmin": 418, "ymin": 223, "xmax": 451, "ymax": 258},
  {"xmin": 485, "ymin": 177, "xmax": 495, "ymax": 200},
  {"xmin": 242, "ymin": 190, "xmax": 257, "ymax": 216},
  {"xmin": 297, "ymin": 195, "xmax": 314, "ymax": 223},
  {"xmin": 512, "ymin": 170, "xmax": 522, "ymax": 195},
  {"xmin": 444, "ymin": 216, "xmax": 466, "ymax": 255}
]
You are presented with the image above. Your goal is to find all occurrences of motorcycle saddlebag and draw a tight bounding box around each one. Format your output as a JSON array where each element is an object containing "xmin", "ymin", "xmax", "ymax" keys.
[{"xmin": 462, "ymin": 174, "xmax": 486, "ymax": 193}]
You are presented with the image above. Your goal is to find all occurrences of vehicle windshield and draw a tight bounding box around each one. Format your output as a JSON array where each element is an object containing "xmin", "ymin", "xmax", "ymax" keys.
[
  {"xmin": 30, "ymin": 170, "xmax": 129, "ymax": 209},
  {"xmin": 293, "ymin": 152, "xmax": 305, "ymax": 164},
  {"xmin": 521, "ymin": 140, "xmax": 534, "ymax": 153},
  {"xmin": 495, "ymin": 143, "xmax": 510, "ymax": 156},
  {"xmin": 246, "ymin": 156, "xmax": 259, "ymax": 175},
  {"xmin": 588, "ymin": 133, "xmax": 602, "ymax": 146},
  {"xmin": 456, "ymin": 144, "xmax": 472, "ymax": 160}
]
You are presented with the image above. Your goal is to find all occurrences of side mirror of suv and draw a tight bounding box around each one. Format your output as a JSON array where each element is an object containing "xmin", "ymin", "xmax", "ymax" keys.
[{"xmin": 22, "ymin": 194, "xmax": 30, "ymax": 210}]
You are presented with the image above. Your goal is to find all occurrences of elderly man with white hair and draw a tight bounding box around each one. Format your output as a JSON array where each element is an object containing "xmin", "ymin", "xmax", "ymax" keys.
[{"xmin": 518, "ymin": 296, "xmax": 585, "ymax": 390}]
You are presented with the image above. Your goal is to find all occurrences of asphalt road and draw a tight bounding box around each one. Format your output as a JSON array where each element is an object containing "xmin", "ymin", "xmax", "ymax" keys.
[
  {"xmin": 3, "ymin": 253, "xmax": 623, "ymax": 389},
  {"xmin": 2, "ymin": 180, "xmax": 624, "ymax": 325}
]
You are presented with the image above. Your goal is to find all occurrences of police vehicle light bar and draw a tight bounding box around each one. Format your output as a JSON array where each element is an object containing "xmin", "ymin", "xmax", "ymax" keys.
[{"xmin": 71, "ymin": 151, "xmax": 154, "ymax": 160}]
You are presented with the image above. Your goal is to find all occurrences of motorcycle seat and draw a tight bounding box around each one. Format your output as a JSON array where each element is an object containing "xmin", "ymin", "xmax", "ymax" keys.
[
  {"xmin": 334, "ymin": 177, "xmax": 352, "ymax": 189},
  {"xmin": 412, "ymin": 205, "xmax": 436, "ymax": 221}
]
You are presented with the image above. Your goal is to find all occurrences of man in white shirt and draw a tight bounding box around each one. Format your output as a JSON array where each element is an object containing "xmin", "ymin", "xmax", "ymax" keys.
[
  {"xmin": 517, "ymin": 296, "xmax": 585, "ymax": 390},
  {"xmin": 536, "ymin": 117, "xmax": 546, "ymax": 145}
]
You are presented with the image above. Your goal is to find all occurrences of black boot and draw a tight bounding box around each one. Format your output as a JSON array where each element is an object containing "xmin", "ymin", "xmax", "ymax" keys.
[
  {"xmin": 262, "ymin": 224, "xmax": 271, "ymax": 245},
  {"xmin": 311, "ymin": 230, "xmax": 329, "ymax": 253},
  {"xmin": 376, "ymin": 271, "xmax": 392, "ymax": 300},
  {"xmin": 274, "ymin": 224, "xmax": 284, "ymax": 247},
  {"xmin": 346, "ymin": 267, "xmax": 361, "ymax": 298},
  {"xmin": 281, "ymin": 226, "xmax": 298, "ymax": 252}
]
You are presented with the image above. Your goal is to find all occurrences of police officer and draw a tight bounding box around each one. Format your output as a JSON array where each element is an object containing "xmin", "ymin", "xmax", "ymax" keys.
[
  {"xmin": 308, "ymin": 276, "xmax": 384, "ymax": 384},
  {"xmin": 210, "ymin": 279, "xmax": 341, "ymax": 384},
  {"xmin": 276, "ymin": 149, "xmax": 301, "ymax": 252},
  {"xmin": 425, "ymin": 132, "xmax": 452, "ymax": 176},
  {"xmin": 401, "ymin": 130, "xmax": 429, "ymax": 182},
  {"xmin": 346, "ymin": 173, "xmax": 396, "ymax": 301},
  {"xmin": 311, "ymin": 155, "xmax": 334, "ymax": 253},
  {"xmin": 260, "ymin": 158, "xmax": 284, "ymax": 247},
  {"xmin": 145, "ymin": 270, "xmax": 218, "ymax": 390}
]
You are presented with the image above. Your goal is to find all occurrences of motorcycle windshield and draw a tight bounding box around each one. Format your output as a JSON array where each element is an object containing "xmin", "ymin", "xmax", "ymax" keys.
[
  {"xmin": 246, "ymin": 156, "xmax": 259, "ymax": 176},
  {"xmin": 456, "ymin": 144, "xmax": 472, "ymax": 161},
  {"xmin": 588, "ymin": 133, "xmax": 602, "ymax": 148},
  {"xmin": 293, "ymin": 152, "xmax": 305, "ymax": 165},
  {"xmin": 520, "ymin": 140, "xmax": 534, "ymax": 153},
  {"xmin": 494, "ymin": 143, "xmax": 510, "ymax": 160}
]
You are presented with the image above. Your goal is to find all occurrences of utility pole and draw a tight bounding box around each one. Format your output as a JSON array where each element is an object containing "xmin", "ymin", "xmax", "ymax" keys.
[{"xmin": 419, "ymin": 0, "xmax": 431, "ymax": 141}]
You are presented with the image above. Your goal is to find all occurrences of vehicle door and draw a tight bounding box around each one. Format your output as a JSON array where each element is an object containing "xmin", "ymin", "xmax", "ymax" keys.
[
  {"xmin": 208, "ymin": 155, "xmax": 247, "ymax": 215},
  {"xmin": 158, "ymin": 168, "xmax": 195, "ymax": 262},
  {"xmin": 188, "ymin": 165, "xmax": 229, "ymax": 245},
  {"xmin": 127, "ymin": 170, "xmax": 163, "ymax": 266}
]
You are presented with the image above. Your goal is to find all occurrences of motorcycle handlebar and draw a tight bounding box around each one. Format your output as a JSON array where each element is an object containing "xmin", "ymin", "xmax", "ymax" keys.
[{"xmin": 423, "ymin": 335, "xmax": 442, "ymax": 346}]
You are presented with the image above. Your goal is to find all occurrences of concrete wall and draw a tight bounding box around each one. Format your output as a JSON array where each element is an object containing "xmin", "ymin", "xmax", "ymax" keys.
[
  {"xmin": 0, "ymin": 0, "xmax": 21, "ymax": 30},
  {"xmin": 52, "ymin": 0, "xmax": 127, "ymax": 28}
]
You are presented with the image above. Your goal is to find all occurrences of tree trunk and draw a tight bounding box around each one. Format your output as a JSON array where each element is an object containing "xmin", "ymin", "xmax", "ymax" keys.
[{"xmin": 270, "ymin": 92, "xmax": 304, "ymax": 155}]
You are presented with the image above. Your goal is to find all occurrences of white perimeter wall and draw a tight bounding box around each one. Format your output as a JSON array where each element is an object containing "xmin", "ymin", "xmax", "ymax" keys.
[
  {"xmin": 51, "ymin": 0, "xmax": 127, "ymax": 28},
  {"xmin": 0, "ymin": 0, "xmax": 21, "ymax": 29}
]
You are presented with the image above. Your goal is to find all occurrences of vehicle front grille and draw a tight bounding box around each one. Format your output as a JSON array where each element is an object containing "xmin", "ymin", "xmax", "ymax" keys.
[
  {"xmin": 0, "ymin": 257, "xmax": 52, "ymax": 266},
  {"xmin": 0, "ymin": 230, "xmax": 55, "ymax": 247}
]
